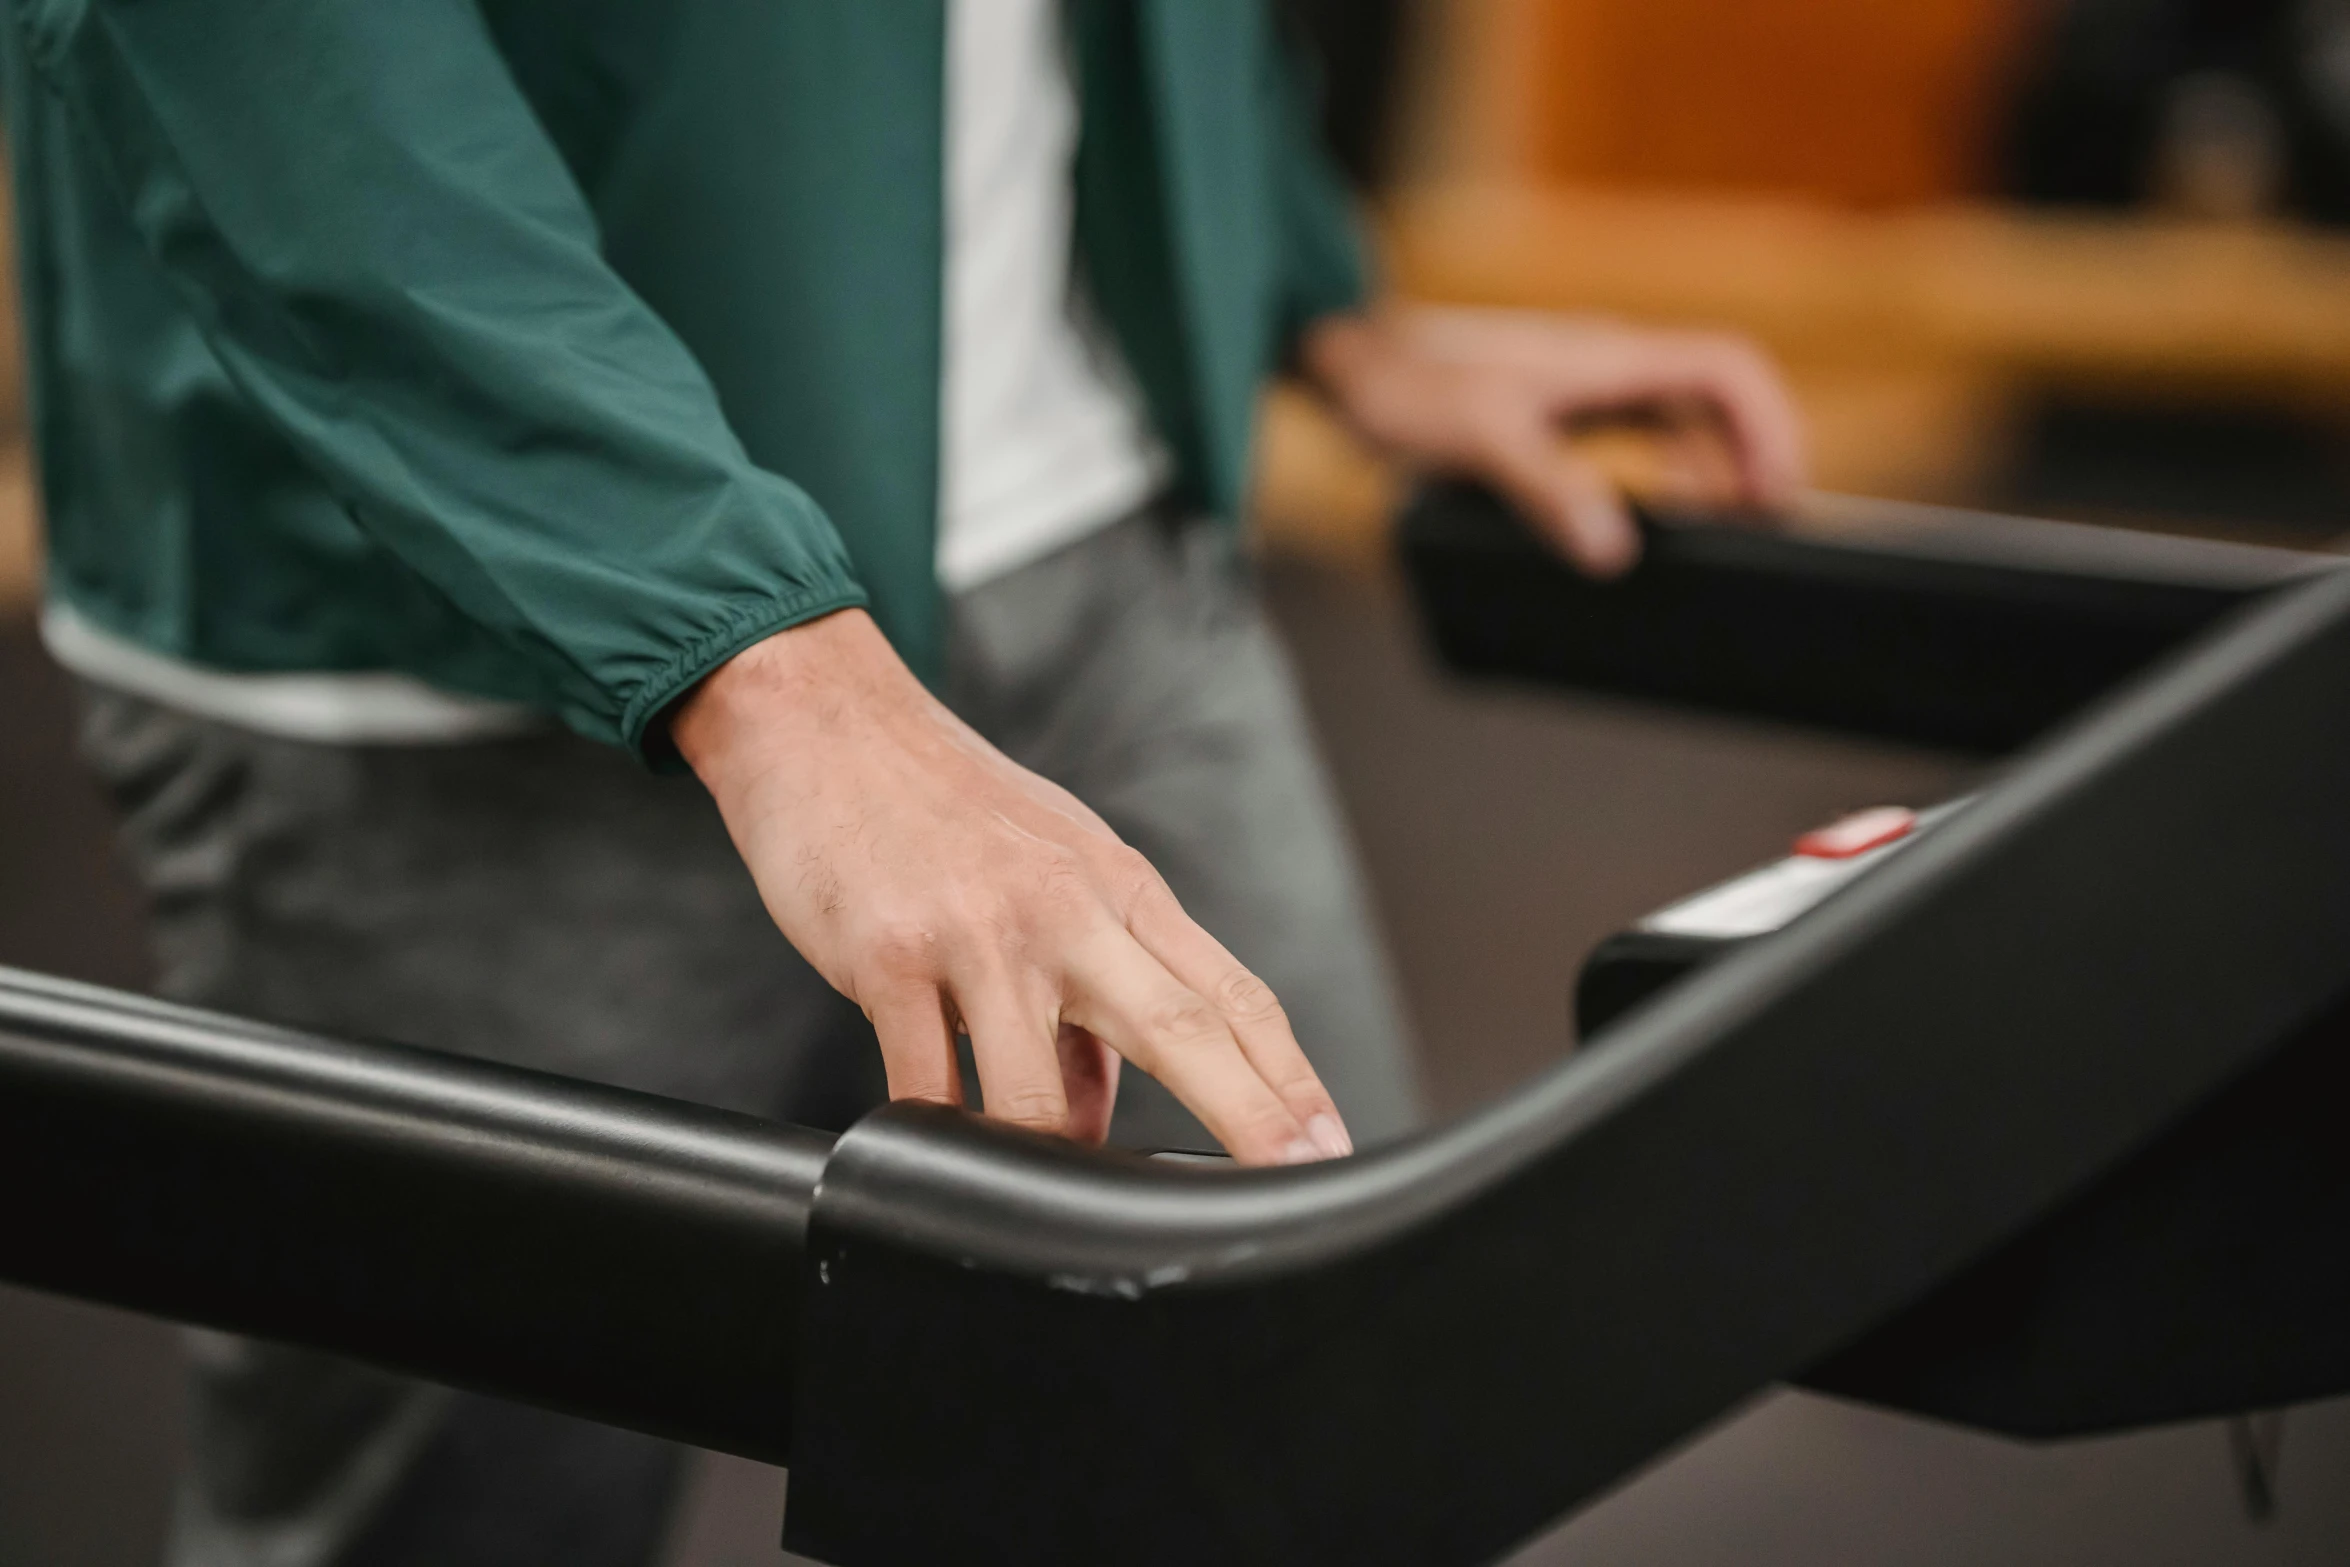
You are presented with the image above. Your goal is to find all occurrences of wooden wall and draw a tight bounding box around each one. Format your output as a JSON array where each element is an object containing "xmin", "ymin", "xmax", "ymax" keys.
[{"xmin": 1409, "ymin": 0, "xmax": 2031, "ymax": 203}]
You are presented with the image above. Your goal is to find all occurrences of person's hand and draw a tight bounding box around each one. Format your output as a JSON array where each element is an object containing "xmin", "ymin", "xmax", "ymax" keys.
[
  {"xmin": 671, "ymin": 608, "xmax": 1353, "ymax": 1166},
  {"xmin": 1300, "ymin": 304, "xmax": 1808, "ymax": 577}
]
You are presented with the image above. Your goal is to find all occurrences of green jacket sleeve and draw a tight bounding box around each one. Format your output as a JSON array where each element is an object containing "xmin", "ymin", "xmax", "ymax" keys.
[
  {"xmin": 1263, "ymin": 33, "xmax": 1375, "ymax": 345},
  {"xmin": 12, "ymin": 0, "xmax": 869, "ymax": 757}
]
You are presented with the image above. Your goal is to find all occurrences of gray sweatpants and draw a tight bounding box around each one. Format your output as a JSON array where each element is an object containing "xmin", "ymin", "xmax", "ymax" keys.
[{"xmin": 77, "ymin": 508, "xmax": 1424, "ymax": 1567}]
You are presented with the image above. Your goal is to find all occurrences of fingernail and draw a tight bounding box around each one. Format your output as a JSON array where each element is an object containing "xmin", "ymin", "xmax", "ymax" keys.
[
  {"xmin": 1307, "ymin": 1113, "xmax": 1353, "ymax": 1159},
  {"xmin": 1279, "ymin": 1135, "xmax": 1323, "ymax": 1166}
]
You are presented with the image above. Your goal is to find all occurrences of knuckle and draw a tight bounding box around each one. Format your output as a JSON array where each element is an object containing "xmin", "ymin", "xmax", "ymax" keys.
[
  {"xmin": 1467, "ymin": 381, "xmax": 1533, "ymax": 433},
  {"xmin": 1213, "ymin": 968, "xmax": 1286, "ymax": 1027},
  {"xmin": 860, "ymin": 919, "xmax": 941, "ymax": 984},
  {"xmin": 1269, "ymin": 1062, "xmax": 1328, "ymax": 1102},
  {"xmin": 938, "ymin": 887, "xmax": 1026, "ymax": 954},
  {"xmin": 1033, "ymin": 846, "xmax": 1098, "ymax": 912},
  {"xmin": 991, "ymin": 1088, "xmax": 1070, "ymax": 1134},
  {"xmin": 1148, "ymin": 993, "xmax": 1228, "ymax": 1050},
  {"xmin": 879, "ymin": 1045, "xmax": 960, "ymax": 1106},
  {"xmin": 973, "ymin": 890, "xmax": 1027, "ymax": 944},
  {"xmin": 1105, "ymin": 848, "xmax": 1170, "ymax": 914}
]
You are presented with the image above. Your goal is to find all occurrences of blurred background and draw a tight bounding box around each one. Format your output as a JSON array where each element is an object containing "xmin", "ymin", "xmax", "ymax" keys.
[{"xmin": 6, "ymin": 1, "xmax": 2350, "ymax": 1562}]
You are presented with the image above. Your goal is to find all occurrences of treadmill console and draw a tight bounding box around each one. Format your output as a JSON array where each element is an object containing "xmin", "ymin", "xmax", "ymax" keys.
[{"xmin": 1578, "ymin": 800, "xmax": 1969, "ymax": 1036}]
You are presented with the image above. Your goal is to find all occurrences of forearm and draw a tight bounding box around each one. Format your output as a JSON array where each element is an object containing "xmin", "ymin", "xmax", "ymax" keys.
[{"xmin": 36, "ymin": 0, "xmax": 864, "ymax": 756}]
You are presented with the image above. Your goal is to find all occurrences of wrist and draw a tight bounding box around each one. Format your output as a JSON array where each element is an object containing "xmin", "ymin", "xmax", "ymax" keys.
[
  {"xmin": 1297, "ymin": 310, "xmax": 1387, "ymax": 407},
  {"xmin": 671, "ymin": 608, "xmax": 913, "ymax": 790},
  {"xmin": 1299, "ymin": 307, "xmax": 1446, "ymax": 466}
]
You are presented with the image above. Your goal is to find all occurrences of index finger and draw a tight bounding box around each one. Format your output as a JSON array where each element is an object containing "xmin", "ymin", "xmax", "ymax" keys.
[
  {"xmin": 1059, "ymin": 927, "xmax": 1329, "ymax": 1166},
  {"xmin": 1666, "ymin": 339, "xmax": 1808, "ymax": 508},
  {"xmin": 1539, "ymin": 333, "xmax": 1808, "ymax": 510},
  {"xmin": 1124, "ymin": 879, "xmax": 1352, "ymax": 1155}
]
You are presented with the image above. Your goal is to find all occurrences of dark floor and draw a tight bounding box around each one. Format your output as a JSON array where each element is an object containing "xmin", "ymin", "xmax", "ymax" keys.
[{"xmin": 3, "ymin": 558, "xmax": 2344, "ymax": 1567}]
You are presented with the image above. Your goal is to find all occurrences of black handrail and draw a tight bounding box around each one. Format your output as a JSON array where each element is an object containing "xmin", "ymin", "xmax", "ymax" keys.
[
  {"xmin": 1400, "ymin": 480, "xmax": 2337, "ymax": 750},
  {"xmin": 785, "ymin": 564, "xmax": 2350, "ymax": 1565},
  {"xmin": 0, "ymin": 967, "xmax": 831, "ymax": 1462},
  {"xmin": 5, "ymin": 533, "xmax": 2349, "ymax": 1567}
]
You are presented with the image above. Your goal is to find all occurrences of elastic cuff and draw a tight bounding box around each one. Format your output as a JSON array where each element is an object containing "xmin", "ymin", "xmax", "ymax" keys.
[{"xmin": 619, "ymin": 583, "xmax": 871, "ymax": 771}]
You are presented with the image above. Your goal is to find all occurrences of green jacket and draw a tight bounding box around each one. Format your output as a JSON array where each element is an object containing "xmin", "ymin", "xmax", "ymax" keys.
[{"xmin": 1, "ymin": 0, "xmax": 1367, "ymax": 757}]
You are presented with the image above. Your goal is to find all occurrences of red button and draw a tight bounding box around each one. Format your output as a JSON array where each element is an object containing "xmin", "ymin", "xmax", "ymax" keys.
[{"xmin": 1793, "ymin": 805, "xmax": 1917, "ymax": 860}]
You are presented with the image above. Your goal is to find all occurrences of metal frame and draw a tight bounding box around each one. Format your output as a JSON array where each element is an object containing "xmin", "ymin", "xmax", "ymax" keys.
[
  {"xmin": 789, "ymin": 563, "xmax": 2350, "ymax": 1563},
  {"xmin": 5, "ymin": 527, "xmax": 2349, "ymax": 1565},
  {"xmin": 1576, "ymin": 830, "xmax": 2350, "ymax": 1443},
  {"xmin": 1399, "ymin": 480, "xmax": 2336, "ymax": 751},
  {"xmin": 0, "ymin": 968, "xmax": 828, "ymax": 1461}
]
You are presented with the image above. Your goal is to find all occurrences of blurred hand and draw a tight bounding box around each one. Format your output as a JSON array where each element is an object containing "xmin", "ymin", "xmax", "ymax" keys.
[
  {"xmin": 1301, "ymin": 305, "xmax": 1808, "ymax": 576},
  {"xmin": 673, "ymin": 608, "xmax": 1353, "ymax": 1166}
]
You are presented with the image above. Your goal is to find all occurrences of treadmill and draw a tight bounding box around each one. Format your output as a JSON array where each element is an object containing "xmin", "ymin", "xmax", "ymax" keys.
[
  {"xmin": 6, "ymin": 488, "xmax": 2349, "ymax": 1566},
  {"xmin": 1403, "ymin": 483, "xmax": 2350, "ymax": 1447}
]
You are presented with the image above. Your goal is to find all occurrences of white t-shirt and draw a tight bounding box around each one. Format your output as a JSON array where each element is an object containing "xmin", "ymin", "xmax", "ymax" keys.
[{"xmin": 936, "ymin": 0, "xmax": 1170, "ymax": 592}]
